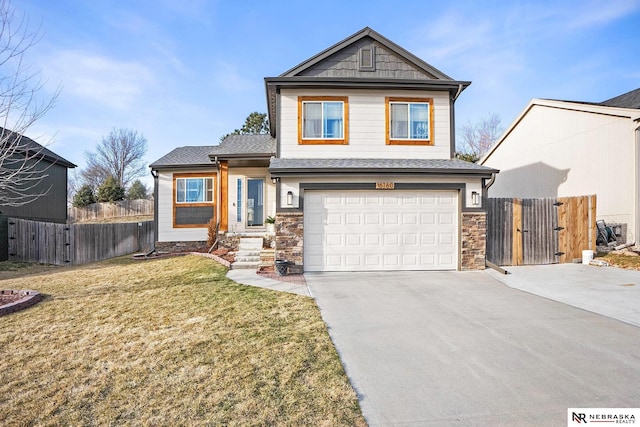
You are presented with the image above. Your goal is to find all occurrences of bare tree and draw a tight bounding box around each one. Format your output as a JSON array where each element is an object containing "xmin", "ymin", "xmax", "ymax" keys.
[
  {"xmin": 457, "ymin": 113, "xmax": 502, "ymax": 160},
  {"xmin": 0, "ymin": 0, "xmax": 59, "ymax": 206},
  {"xmin": 81, "ymin": 128, "xmax": 148, "ymax": 189}
]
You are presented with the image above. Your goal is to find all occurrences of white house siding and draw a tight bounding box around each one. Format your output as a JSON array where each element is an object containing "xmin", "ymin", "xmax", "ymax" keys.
[
  {"xmin": 279, "ymin": 175, "xmax": 483, "ymax": 210},
  {"xmin": 484, "ymin": 104, "xmax": 637, "ymax": 240},
  {"xmin": 279, "ymin": 88, "xmax": 451, "ymax": 159},
  {"xmin": 227, "ymin": 167, "xmax": 275, "ymax": 233},
  {"xmin": 157, "ymin": 169, "xmax": 216, "ymax": 242}
]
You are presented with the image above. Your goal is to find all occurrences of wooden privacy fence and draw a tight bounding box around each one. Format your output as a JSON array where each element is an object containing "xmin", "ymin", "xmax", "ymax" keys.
[
  {"xmin": 486, "ymin": 195, "xmax": 596, "ymax": 266},
  {"xmin": 7, "ymin": 218, "xmax": 154, "ymax": 265},
  {"xmin": 68, "ymin": 199, "xmax": 153, "ymax": 223}
]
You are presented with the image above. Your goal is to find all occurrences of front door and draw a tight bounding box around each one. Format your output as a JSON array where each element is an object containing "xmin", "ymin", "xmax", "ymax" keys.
[{"xmin": 247, "ymin": 178, "xmax": 264, "ymax": 227}]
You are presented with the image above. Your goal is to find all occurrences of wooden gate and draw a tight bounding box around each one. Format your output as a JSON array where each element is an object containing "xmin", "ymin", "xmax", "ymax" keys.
[{"xmin": 486, "ymin": 195, "xmax": 596, "ymax": 266}]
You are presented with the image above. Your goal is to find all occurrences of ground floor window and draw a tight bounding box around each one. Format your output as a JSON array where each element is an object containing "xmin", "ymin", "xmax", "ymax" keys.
[{"xmin": 176, "ymin": 177, "xmax": 214, "ymax": 203}]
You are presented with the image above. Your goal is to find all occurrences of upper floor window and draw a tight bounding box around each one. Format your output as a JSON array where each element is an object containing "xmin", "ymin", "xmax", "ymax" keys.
[
  {"xmin": 298, "ymin": 96, "xmax": 349, "ymax": 145},
  {"xmin": 176, "ymin": 176, "xmax": 214, "ymax": 203},
  {"xmin": 386, "ymin": 97, "xmax": 434, "ymax": 145}
]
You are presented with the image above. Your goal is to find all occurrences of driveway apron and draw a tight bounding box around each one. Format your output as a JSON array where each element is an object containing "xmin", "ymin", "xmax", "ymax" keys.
[{"xmin": 306, "ymin": 271, "xmax": 640, "ymax": 426}]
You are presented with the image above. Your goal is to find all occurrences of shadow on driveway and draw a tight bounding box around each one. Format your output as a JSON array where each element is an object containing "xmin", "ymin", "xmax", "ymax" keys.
[
  {"xmin": 487, "ymin": 263, "xmax": 640, "ymax": 327},
  {"xmin": 306, "ymin": 271, "xmax": 640, "ymax": 426}
]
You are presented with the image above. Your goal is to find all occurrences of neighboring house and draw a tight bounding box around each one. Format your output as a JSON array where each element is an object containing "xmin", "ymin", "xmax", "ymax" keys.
[
  {"xmin": 150, "ymin": 27, "xmax": 498, "ymax": 271},
  {"xmin": 0, "ymin": 128, "xmax": 76, "ymax": 260},
  {"xmin": 0, "ymin": 128, "xmax": 76, "ymax": 223},
  {"xmin": 480, "ymin": 88, "xmax": 640, "ymax": 244}
]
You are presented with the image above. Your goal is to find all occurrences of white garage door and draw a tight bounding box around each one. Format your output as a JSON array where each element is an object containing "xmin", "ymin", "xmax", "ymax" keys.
[{"xmin": 304, "ymin": 190, "xmax": 458, "ymax": 271}]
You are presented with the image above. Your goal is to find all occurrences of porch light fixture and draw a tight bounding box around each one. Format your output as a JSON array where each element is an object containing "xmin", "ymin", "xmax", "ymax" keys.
[
  {"xmin": 287, "ymin": 191, "xmax": 293, "ymax": 206},
  {"xmin": 271, "ymin": 177, "xmax": 279, "ymax": 184},
  {"xmin": 471, "ymin": 191, "xmax": 480, "ymax": 206}
]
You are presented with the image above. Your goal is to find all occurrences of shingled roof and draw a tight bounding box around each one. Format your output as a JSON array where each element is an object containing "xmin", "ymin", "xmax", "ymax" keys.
[
  {"xmin": 600, "ymin": 87, "xmax": 640, "ymax": 109},
  {"xmin": 209, "ymin": 134, "xmax": 275, "ymax": 158},
  {"xmin": 149, "ymin": 134, "xmax": 275, "ymax": 169},
  {"xmin": 1, "ymin": 127, "xmax": 76, "ymax": 169},
  {"xmin": 149, "ymin": 146, "xmax": 217, "ymax": 168},
  {"xmin": 270, "ymin": 158, "xmax": 497, "ymax": 175}
]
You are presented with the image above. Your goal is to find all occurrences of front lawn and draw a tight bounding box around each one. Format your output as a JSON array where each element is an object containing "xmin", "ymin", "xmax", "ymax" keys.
[{"xmin": 0, "ymin": 255, "xmax": 365, "ymax": 426}]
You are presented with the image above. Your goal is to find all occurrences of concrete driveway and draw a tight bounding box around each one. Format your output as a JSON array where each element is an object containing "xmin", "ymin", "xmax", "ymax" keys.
[
  {"xmin": 306, "ymin": 271, "xmax": 640, "ymax": 426},
  {"xmin": 486, "ymin": 263, "xmax": 640, "ymax": 327}
]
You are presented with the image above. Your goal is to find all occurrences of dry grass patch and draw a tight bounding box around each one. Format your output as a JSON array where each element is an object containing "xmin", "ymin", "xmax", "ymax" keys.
[
  {"xmin": 0, "ymin": 256, "xmax": 365, "ymax": 426},
  {"xmin": 597, "ymin": 252, "xmax": 640, "ymax": 270}
]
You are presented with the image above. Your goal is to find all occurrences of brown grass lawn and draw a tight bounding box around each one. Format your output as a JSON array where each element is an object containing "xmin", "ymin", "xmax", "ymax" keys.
[
  {"xmin": 597, "ymin": 252, "xmax": 640, "ymax": 270},
  {"xmin": 0, "ymin": 256, "xmax": 365, "ymax": 426}
]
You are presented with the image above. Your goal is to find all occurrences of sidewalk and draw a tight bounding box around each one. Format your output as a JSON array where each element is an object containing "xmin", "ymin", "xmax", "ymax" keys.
[{"xmin": 225, "ymin": 269, "xmax": 311, "ymax": 297}]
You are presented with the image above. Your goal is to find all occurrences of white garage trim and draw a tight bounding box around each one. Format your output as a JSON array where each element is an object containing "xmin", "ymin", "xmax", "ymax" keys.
[{"xmin": 304, "ymin": 190, "xmax": 459, "ymax": 271}]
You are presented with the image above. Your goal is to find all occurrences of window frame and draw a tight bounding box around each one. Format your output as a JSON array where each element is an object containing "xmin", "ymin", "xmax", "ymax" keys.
[
  {"xmin": 385, "ymin": 97, "xmax": 434, "ymax": 146},
  {"xmin": 298, "ymin": 96, "xmax": 349, "ymax": 145},
  {"xmin": 172, "ymin": 173, "xmax": 216, "ymax": 229}
]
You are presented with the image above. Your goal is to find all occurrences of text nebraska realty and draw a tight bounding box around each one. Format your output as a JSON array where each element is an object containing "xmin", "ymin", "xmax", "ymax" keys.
[{"xmin": 573, "ymin": 412, "xmax": 635, "ymax": 423}]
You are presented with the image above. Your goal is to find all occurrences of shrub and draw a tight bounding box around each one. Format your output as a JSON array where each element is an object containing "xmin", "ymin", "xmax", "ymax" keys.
[
  {"xmin": 72, "ymin": 184, "xmax": 96, "ymax": 207},
  {"xmin": 97, "ymin": 176, "xmax": 125, "ymax": 203}
]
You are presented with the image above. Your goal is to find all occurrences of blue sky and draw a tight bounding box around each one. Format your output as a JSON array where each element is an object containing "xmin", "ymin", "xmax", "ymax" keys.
[{"xmin": 16, "ymin": 0, "xmax": 640, "ymax": 187}]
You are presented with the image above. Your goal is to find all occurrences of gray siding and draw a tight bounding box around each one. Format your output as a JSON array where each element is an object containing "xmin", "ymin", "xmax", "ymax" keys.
[
  {"xmin": 298, "ymin": 37, "xmax": 438, "ymax": 80},
  {"xmin": 175, "ymin": 206, "xmax": 214, "ymax": 226},
  {"xmin": 0, "ymin": 160, "xmax": 69, "ymax": 223}
]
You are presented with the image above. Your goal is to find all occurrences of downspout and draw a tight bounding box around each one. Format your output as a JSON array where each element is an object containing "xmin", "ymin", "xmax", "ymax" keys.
[
  {"xmin": 452, "ymin": 83, "xmax": 464, "ymax": 102},
  {"xmin": 635, "ymin": 125, "xmax": 640, "ymax": 249},
  {"xmin": 484, "ymin": 173, "xmax": 497, "ymax": 190},
  {"xmin": 207, "ymin": 156, "xmax": 221, "ymax": 253},
  {"xmin": 150, "ymin": 169, "xmax": 159, "ymax": 255}
]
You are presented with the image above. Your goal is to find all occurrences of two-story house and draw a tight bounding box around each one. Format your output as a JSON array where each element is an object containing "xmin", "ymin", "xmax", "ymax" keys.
[{"xmin": 150, "ymin": 27, "xmax": 498, "ymax": 272}]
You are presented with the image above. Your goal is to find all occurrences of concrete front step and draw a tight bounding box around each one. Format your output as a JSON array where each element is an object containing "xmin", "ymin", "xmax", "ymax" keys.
[
  {"xmin": 231, "ymin": 237, "xmax": 266, "ymax": 270},
  {"xmin": 231, "ymin": 261, "xmax": 261, "ymax": 269},
  {"xmin": 236, "ymin": 256, "xmax": 260, "ymax": 263},
  {"xmin": 240, "ymin": 237, "xmax": 263, "ymax": 249},
  {"xmin": 237, "ymin": 250, "xmax": 261, "ymax": 256}
]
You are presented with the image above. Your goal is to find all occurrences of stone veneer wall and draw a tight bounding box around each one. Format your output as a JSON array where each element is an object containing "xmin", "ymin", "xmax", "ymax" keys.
[
  {"xmin": 461, "ymin": 212, "xmax": 486, "ymax": 271},
  {"xmin": 154, "ymin": 241, "xmax": 208, "ymax": 253},
  {"xmin": 275, "ymin": 212, "xmax": 303, "ymax": 274}
]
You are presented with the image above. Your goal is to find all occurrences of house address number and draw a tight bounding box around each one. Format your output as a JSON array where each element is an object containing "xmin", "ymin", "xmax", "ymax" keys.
[{"xmin": 376, "ymin": 182, "xmax": 395, "ymax": 190}]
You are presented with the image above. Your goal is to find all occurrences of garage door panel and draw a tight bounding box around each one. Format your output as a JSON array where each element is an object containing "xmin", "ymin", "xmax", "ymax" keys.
[
  {"xmin": 365, "ymin": 234, "xmax": 380, "ymax": 245},
  {"xmin": 383, "ymin": 234, "xmax": 399, "ymax": 246},
  {"xmin": 304, "ymin": 190, "xmax": 458, "ymax": 271},
  {"xmin": 420, "ymin": 213, "xmax": 436, "ymax": 225},
  {"xmin": 346, "ymin": 213, "xmax": 362, "ymax": 225},
  {"xmin": 402, "ymin": 213, "xmax": 418, "ymax": 225},
  {"xmin": 439, "ymin": 233, "xmax": 455, "ymax": 245},
  {"xmin": 402, "ymin": 234, "xmax": 417, "ymax": 245},
  {"xmin": 345, "ymin": 234, "xmax": 361, "ymax": 246},
  {"xmin": 306, "ymin": 212, "xmax": 324, "ymax": 225},
  {"xmin": 438, "ymin": 212, "xmax": 454, "ymax": 225},
  {"xmin": 365, "ymin": 213, "xmax": 380, "ymax": 225},
  {"xmin": 421, "ymin": 233, "xmax": 436, "ymax": 245},
  {"xmin": 306, "ymin": 233, "xmax": 323, "ymax": 246},
  {"xmin": 365, "ymin": 254, "xmax": 381, "ymax": 266},
  {"xmin": 326, "ymin": 213, "xmax": 342, "ymax": 225},
  {"xmin": 383, "ymin": 213, "xmax": 399, "ymax": 225},
  {"xmin": 326, "ymin": 233, "xmax": 343, "ymax": 246}
]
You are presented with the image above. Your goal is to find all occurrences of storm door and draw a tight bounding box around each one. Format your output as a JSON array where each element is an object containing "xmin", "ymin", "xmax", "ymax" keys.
[{"xmin": 246, "ymin": 178, "xmax": 264, "ymax": 226}]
